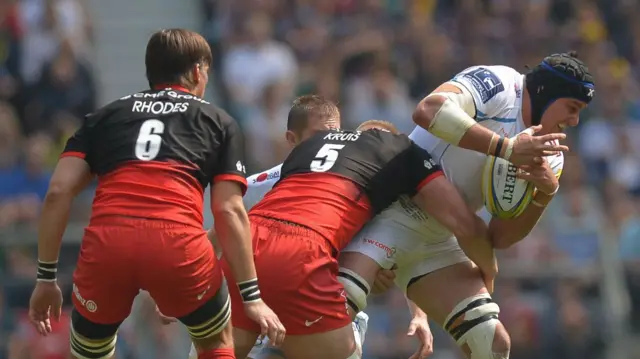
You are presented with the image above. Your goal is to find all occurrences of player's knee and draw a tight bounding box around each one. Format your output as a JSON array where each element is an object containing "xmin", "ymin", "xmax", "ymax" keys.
[
  {"xmin": 178, "ymin": 285, "xmax": 232, "ymax": 345},
  {"xmin": 444, "ymin": 293, "xmax": 510, "ymax": 359},
  {"xmin": 70, "ymin": 309, "xmax": 120, "ymax": 359},
  {"xmin": 337, "ymin": 267, "xmax": 370, "ymax": 313}
]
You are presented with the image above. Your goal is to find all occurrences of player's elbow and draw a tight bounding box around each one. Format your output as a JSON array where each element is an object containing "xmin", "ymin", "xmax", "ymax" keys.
[
  {"xmin": 211, "ymin": 199, "xmax": 249, "ymax": 227},
  {"xmin": 44, "ymin": 180, "xmax": 76, "ymax": 203},
  {"xmin": 413, "ymin": 95, "xmax": 445, "ymax": 129},
  {"xmin": 453, "ymin": 213, "xmax": 488, "ymax": 245}
]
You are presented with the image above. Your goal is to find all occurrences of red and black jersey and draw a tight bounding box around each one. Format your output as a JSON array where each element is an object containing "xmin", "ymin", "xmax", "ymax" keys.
[
  {"xmin": 250, "ymin": 129, "xmax": 443, "ymax": 250},
  {"xmin": 62, "ymin": 86, "xmax": 247, "ymax": 227}
]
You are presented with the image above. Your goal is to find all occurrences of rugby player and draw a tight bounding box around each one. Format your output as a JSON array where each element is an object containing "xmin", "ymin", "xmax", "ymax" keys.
[
  {"xmin": 340, "ymin": 52, "xmax": 595, "ymax": 359},
  {"xmin": 221, "ymin": 121, "xmax": 495, "ymax": 359},
  {"xmin": 186, "ymin": 98, "xmax": 428, "ymax": 359},
  {"xmin": 28, "ymin": 29, "xmax": 284, "ymax": 359}
]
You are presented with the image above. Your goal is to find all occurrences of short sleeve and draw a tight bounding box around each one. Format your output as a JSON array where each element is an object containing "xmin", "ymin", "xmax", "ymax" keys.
[
  {"xmin": 60, "ymin": 116, "xmax": 91, "ymax": 160},
  {"xmin": 404, "ymin": 141, "xmax": 445, "ymax": 192},
  {"xmin": 213, "ymin": 115, "xmax": 248, "ymax": 194},
  {"xmin": 450, "ymin": 66, "xmax": 516, "ymax": 120}
]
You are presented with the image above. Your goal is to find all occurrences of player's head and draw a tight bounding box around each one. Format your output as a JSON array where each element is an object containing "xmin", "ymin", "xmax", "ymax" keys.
[
  {"xmin": 524, "ymin": 51, "xmax": 595, "ymax": 134},
  {"xmin": 145, "ymin": 29, "xmax": 213, "ymax": 97},
  {"xmin": 356, "ymin": 120, "xmax": 399, "ymax": 134},
  {"xmin": 286, "ymin": 95, "xmax": 341, "ymax": 147}
]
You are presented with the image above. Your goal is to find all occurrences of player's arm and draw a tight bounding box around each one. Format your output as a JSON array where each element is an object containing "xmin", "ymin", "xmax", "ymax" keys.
[
  {"xmin": 489, "ymin": 159, "xmax": 560, "ymax": 249},
  {"xmin": 38, "ymin": 126, "xmax": 93, "ymax": 274},
  {"xmin": 405, "ymin": 144, "xmax": 497, "ymax": 289},
  {"xmin": 209, "ymin": 116, "xmax": 257, "ymax": 286},
  {"xmin": 412, "ymin": 77, "xmax": 566, "ymax": 165}
]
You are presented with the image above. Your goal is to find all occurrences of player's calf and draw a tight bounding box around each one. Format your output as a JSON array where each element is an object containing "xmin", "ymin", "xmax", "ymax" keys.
[{"xmin": 69, "ymin": 309, "xmax": 120, "ymax": 359}]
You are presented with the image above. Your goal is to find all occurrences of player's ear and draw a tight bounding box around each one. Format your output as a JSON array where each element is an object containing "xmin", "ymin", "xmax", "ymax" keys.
[{"xmin": 285, "ymin": 130, "xmax": 298, "ymax": 148}]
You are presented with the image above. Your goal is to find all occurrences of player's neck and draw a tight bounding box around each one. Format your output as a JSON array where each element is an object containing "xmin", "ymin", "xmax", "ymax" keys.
[
  {"xmin": 153, "ymin": 84, "xmax": 193, "ymax": 94},
  {"xmin": 521, "ymin": 87, "xmax": 532, "ymax": 127}
]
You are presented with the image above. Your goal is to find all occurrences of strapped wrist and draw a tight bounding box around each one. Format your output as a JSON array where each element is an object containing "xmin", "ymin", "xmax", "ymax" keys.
[
  {"xmin": 237, "ymin": 278, "xmax": 261, "ymax": 303},
  {"xmin": 37, "ymin": 260, "xmax": 58, "ymax": 282}
]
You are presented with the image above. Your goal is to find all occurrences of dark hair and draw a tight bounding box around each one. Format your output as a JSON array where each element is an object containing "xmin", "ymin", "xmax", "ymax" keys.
[
  {"xmin": 287, "ymin": 95, "xmax": 340, "ymax": 134},
  {"xmin": 145, "ymin": 29, "xmax": 213, "ymax": 89}
]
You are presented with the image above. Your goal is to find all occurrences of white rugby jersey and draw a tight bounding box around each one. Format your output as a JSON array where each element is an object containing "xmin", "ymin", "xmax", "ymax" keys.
[
  {"xmin": 376, "ymin": 65, "xmax": 564, "ymax": 240},
  {"xmin": 243, "ymin": 164, "xmax": 282, "ymax": 209}
]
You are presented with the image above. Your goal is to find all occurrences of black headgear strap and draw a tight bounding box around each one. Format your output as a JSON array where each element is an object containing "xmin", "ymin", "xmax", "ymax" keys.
[{"xmin": 525, "ymin": 60, "xmax": 595, "ymax": 125}]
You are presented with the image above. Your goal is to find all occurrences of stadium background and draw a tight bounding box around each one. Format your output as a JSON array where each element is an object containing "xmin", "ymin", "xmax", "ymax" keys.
[{"xmin": 0, "ymin": 0, "xmax": 639, "ymax": 358}]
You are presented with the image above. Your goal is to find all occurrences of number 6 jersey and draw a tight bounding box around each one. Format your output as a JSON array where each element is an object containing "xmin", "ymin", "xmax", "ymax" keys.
[
  {"xmin": 61, "ymin": 86, "xmax": 247, "ymax": 227},
  {"xmin": 249, "ymin": 129, "xmax": 443, "ymax": 251}
]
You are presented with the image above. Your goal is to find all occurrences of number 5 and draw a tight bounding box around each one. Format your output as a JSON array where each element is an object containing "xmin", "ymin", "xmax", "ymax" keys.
[{"xmin": 310, "ymin": 144, "xmax": 345, "ymax": 172}]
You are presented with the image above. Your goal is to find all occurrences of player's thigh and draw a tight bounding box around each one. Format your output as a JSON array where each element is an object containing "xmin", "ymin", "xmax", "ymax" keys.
[
  {"xmin": 337, "ymin": 251, "xmax": 382, "ymax": 317},
  {"xmin": 406, "ymin": 258, "xmax": 487, "ymax": 325},
  {"xmin": 72, "ymin": 224, "xmax": 139, "ymax": 325},
  {"xmin": 280, "ymin": 324, "xmax": 357, "ymax": 359},
  {"xmin": 140, "ymin": 229, "xmax": 232, "ymax": 348}
]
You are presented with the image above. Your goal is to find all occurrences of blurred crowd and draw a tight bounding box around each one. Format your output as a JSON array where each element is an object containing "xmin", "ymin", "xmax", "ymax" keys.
[{"xmin": 2, "ymin": 0, "xmax": 640, "ymax": 358}]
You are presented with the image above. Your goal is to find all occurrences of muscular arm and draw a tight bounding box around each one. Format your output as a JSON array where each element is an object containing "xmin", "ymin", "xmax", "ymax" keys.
[
  {"xmin": 413, "ymin": 83, "xmax": 511, "ymax": 158},
  {"xmin": 38, "ymin": 157, "xmax": 93, "ymax": 262},
  {"xmin": 489, "ymin": 191, "xmax": 554, "ymax": 249},
  {"xmin": 411, "ymin": 175, "xmax": 496, "ymax": 274},
  {"xmin": 211, "ymin": 181, "xmax": 256, "ymax": 282}
]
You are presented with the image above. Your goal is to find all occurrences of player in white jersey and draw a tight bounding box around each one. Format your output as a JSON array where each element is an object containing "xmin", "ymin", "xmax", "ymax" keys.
[{"xmin": 340, "ymin": 52, "xmax": 595, "ymax": 359}]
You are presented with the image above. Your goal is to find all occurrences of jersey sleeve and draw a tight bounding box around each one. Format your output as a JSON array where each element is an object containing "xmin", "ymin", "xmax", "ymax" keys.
[
  {"xmin": 404, "ymin": 141, "xmax": 445, "ymax": 192},
  {"xmin": 450, "ymin": 66, "xmax": 512, "ymax": 119},
  {"xmin": 60, "ymin": 115, "xmax": 92, "ymax": 160},
  {"xmin": 213, "ymin": 113, "xmax": 248, "ymax": 194}
]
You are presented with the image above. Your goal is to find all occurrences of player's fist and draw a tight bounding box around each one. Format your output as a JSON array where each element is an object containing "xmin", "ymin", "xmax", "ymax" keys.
[
  {"xmin": 371, "ymin": 267, "xmax": 397, "ymax": 294},
  {"xmin": 29, "ymin": 281, "xmax": 63, "ymax": 336},
  {"xmin": 244, "ymin": 300, "xmax": 286, "ymax": 347},
  {"xmin": 516, "ymin": 160, "xmax": 559, "ymax": 196},
  {"xmin": 508, "ymin": 126, "xmax": 568, "ymax": 167}
]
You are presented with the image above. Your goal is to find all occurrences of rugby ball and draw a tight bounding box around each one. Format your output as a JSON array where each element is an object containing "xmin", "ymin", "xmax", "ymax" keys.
[{"xmin": 482, "ymin": 156, "xmax": 534, "ymax": 219}]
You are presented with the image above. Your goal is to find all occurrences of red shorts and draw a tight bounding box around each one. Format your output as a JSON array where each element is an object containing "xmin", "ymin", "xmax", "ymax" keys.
[
  {"xmin": 220, "ymin": 215, "xmax": 351, "ymax": 335},
  {"xmin": 72, "ymin": 217, "xmax": 223, "ymax": 324}
]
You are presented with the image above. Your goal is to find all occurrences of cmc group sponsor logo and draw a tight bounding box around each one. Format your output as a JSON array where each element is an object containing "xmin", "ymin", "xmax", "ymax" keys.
[
  {"xmin": 253, "ymin": 170, "xmax": 280, "ymax": 183},
  {"xmin": 362, "ymin": 238, "xmax": 396, "ymax": 259}
]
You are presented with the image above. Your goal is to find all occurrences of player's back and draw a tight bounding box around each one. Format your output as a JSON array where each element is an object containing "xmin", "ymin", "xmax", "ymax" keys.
[
  {"xmin": 250, "ymin": 129, "xmax": 441, "ymax": 250},
  {"xmin": 63, "ymin": 87, "xmax": 244, "ymax": 227}
]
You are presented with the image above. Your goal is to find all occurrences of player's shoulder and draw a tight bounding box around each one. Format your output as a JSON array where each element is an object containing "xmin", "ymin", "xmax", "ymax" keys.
[
  {"xmin": 248, "ymin": 163, "xmax": 282, "ymax": 187},
  {"xmin": 451, "ymin": 65, "xmax": 523, "ymax": 116}
]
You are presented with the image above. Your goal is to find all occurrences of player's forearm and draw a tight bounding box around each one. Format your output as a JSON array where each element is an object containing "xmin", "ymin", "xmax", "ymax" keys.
[
  {"xmin": 413, "ymin": 95, "xmax": 512, "ymax": 158},
  {"xmin": 213, "ymin": 207, "xmax": 257, "ymax": 282},
  {"xmin": 406, "ymin": 298, "xmax": 426, "ymax": 319},
  {"xmin": 37, "ymin": 191, "xmax": 74, "ymax": 263},
  {"xmin": 489, "ymin": 192, "xmax": 554, "ymax": 249}
]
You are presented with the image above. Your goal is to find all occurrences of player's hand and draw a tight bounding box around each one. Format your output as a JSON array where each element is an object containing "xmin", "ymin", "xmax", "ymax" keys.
[
  {"xmin": 479, "ymin": 256, "xmax": 498, "ymax": 294},
  {"xmin": 155, "ymin": 305, "xmax": 177, "ymax": 325},
  {"xmin": 244, "ymin": 300, "xmax": 286, "ymax": 347},
  {"xmin": 29, "ymin": 281, "xmax": 63, "ymax": 336},
  {"xmin": 407, "ymin": 312, "xmax": 434, "ymax": 359},
  {"xmin": 508, "ymin": 126, "xmax": 568, "ymax": 167},
  {"xmin": 371, "ymin": 267, "xmax": 397, "ymax": 294},
  {"xmin": 516, "ymin": 159, "xmax": 559, "ymax": 196}
]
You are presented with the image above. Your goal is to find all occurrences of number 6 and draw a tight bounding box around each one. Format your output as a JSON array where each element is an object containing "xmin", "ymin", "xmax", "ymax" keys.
[
  {"xmin": 310, "ymin": 144, "xmax": 345, "ymax": 172},
  {"xmin": 135, "ymin": 119, "xmax": 165, "ymax": 160}
]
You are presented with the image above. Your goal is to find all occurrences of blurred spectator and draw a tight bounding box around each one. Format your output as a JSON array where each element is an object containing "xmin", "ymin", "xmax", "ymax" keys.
[
  {"xmin": 221, "ymin": 11, "xmax": 297, "ymax": 121},
  {"xmin": 25, "ymin": 38, "xmax": 95, "ymax": 131}
]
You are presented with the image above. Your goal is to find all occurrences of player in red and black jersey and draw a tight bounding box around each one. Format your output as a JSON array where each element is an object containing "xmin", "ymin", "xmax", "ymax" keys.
[
  {"xmin": 28, "ymin": 29, "xmax": 283, "ymax": 359},
  {"xmin": 222, "ymin": 121, "xmax": 490, "ymax": 359}
]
